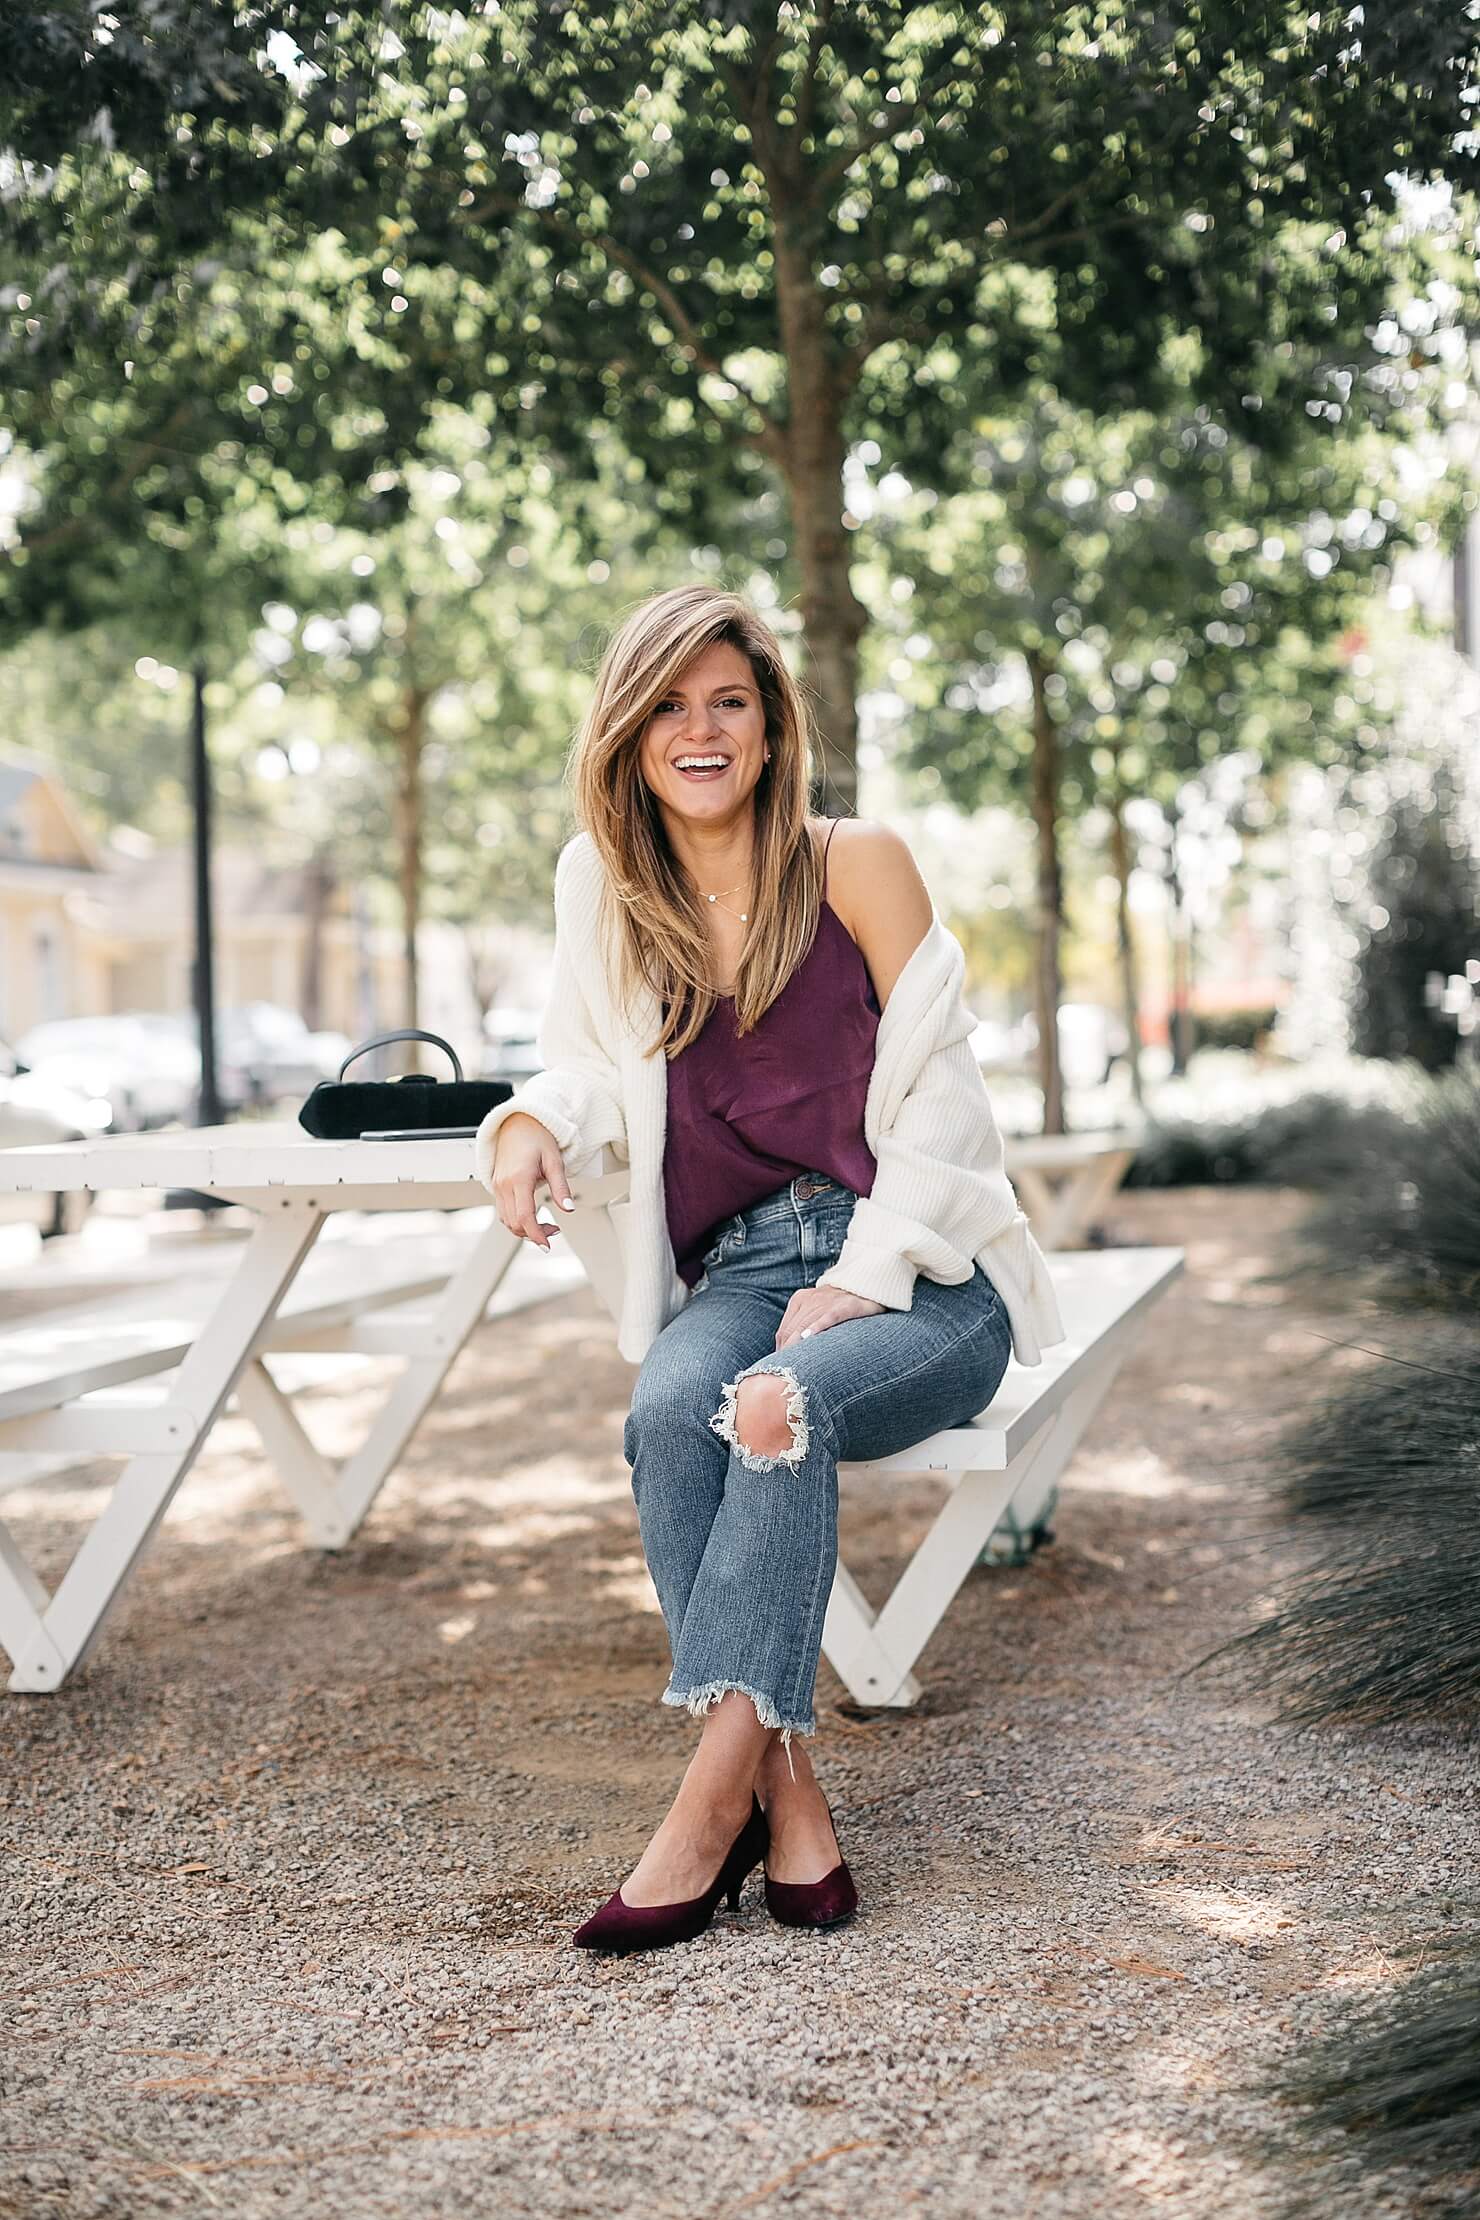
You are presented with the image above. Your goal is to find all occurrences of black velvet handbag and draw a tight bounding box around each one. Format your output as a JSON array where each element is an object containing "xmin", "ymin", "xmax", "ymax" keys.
[{"xmin": 297, "ymin": 1029, "xmax": 512, "ymax": 1140}]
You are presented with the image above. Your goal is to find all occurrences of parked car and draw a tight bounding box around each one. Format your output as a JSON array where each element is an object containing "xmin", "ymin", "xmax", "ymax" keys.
[
  {"xmin": 13, "ymin": 1014, "xmax": 200, "ymax": 1132},
  {"xmin": 1021, "ymin": 1003, "xmax": 1132, "ymax": 1090},
  {"xmin": 481, "ymin": 1008, "xmax": 543, "ymax": 1086},
  {"xmin": 0, "ymin": 1038, "xmax": 109, "ymax": 1237},
  {"xmin": 212, "ymin": 1003, "xmax": 352, "ymax": 1111}
]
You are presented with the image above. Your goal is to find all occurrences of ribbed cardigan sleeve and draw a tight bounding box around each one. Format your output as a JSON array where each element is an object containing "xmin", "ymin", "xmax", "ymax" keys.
[
  {"xmin": 473, "ymin": 841, "xmax": 628, "ymax": 1190},
  {"xmin": 812, "ymin": 920, "xmax": 1066, "ymax": 1363},
  {"xmin": 814, "ymin": 1026, "xmax": 1021, "ymax": 1313}
]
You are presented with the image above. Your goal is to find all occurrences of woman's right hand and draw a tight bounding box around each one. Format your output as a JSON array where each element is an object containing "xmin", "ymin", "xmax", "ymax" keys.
[{"xmin": 491, "ymin": 1112, "xmax": 576, "ymax": 1251}]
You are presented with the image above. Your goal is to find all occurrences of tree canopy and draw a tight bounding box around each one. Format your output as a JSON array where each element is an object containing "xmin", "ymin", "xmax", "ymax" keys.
[{"xmin": 6, "ymin": 3, "xmax": 1475, "ymax": 796}]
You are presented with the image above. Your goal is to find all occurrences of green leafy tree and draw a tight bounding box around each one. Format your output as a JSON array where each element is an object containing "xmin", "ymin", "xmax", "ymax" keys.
[
  {"xmin": 245, "ymin": 427, "xmax": 735, "ymax": 1026},
  {"xmin": 5, "ymin": 2, "xmax": 1475, "ymax": 810},
  {"xmin": 879, "ymin": 331, "xmax": 1463, "ymax": 1122},
  {"xmin": 0, "ymin": 625, "xmax": 209, "ymax": 836}
]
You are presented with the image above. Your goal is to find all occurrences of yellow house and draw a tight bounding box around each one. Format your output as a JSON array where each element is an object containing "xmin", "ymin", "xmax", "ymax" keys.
[
  {"xmin": 69, "ymin": 844, "xmax": 407, "ymax": 1039},
  {"xmin": 0, "ymin": 757, "xmax": 108, "ymax": 1041},
  {"xmin": 0, "ymin": 754, "xmax": 407, "ymax": 1045}
]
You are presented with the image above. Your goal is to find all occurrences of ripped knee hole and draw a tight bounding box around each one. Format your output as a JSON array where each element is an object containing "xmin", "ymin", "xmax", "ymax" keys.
[{"xmin": 708, "ymin": 1365, "xmax": 811, "ymax": 1470}]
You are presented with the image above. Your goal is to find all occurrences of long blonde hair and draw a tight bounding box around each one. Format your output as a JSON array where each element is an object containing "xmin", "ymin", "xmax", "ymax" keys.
[{"xmin": 570, "ymin": 585, "xmax": 829, "ymax": 1059}]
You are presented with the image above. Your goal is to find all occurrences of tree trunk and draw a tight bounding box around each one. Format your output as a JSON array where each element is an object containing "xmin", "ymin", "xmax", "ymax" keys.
[
  {"xmin": 767, "ymin": 196, "xmax": 867, "ymax": 811},
  {"xmin": 786, "ymin": 425, "xmax": 866, "ymax": 813},
  {"xmin": 1166, "ymin": 807, "xmax": 1194, "ymax": 1077},
  {"xmin": 1026, "ymin": 649, "xmax": 1066, "ymax": 1136},
  {"xmin": 1106, "ymin": 780, "xmax": 1146, "ymax": 1110},
  {"xmin": 390, "ymin": 685, "xmax": 427, "ymax": 1040},
  {"xmin": 300, "ymin": 845, "xmax": 334, "ymax": 1032}
]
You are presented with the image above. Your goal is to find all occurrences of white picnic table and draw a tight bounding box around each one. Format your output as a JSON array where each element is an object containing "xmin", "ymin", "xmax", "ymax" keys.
[
  {"xmin": 0, "ymin": 1125, "xmax": 628, "ymax": 1695},
  {"xmin": 0, "ymin": 1123, "xmax": 1181, "ymax": 1710},
  {"xmin": 1004, "ymin": 1127, "xmax": 1143, "ymax": 1250}
]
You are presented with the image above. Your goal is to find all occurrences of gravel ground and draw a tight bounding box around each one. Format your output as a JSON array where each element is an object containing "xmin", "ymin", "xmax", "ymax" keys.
[{"xmin": 3, "ymin": 1186, "xmax": 1476, "ymax": 2220}]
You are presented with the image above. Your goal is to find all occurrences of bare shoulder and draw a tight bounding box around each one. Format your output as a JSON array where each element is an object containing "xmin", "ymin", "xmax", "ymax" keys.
[
  {"xmin": 817, "ymin": 817, "xmax": 934, "ymax": 1012},
  {"xmin": 819, "ymin": 817, "xmax": 929, "ymax": 925}
]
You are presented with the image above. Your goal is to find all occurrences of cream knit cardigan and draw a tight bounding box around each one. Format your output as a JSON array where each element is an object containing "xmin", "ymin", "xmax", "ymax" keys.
[{"xmin": 474, "ymin": 832, "xmax": 1066, "ymax": 1370}]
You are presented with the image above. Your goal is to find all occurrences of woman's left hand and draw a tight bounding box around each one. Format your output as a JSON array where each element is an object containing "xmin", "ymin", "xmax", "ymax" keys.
[{"xmin": 774, "ymin": 1285, "xmax": 886, "ymax": 1349}]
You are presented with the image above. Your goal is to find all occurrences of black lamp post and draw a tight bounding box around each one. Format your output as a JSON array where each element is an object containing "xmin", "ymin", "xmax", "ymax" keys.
[{"xmin": 191, "ymin": 662, "xmax": 224, "ymax": 1127}]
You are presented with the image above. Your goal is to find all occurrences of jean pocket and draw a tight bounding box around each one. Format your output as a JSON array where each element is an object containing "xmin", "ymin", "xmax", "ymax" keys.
[{"xmin": 700, "ymin": 1213, "xmax": 745, "ymax": 1271}]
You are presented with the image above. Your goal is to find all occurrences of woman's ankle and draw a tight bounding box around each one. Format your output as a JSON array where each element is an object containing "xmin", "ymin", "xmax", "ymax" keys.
[
  {"xmin": 757, "ymin": 1741, "xmax": 817, "ymax": 1804},
  {"xmin": 670, "ymin": 1763, "xmax": 756, "ymax": 1840}
]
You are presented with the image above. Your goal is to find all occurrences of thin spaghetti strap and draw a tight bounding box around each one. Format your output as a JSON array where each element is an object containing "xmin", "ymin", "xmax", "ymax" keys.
[{"xmin": 822, "ymin": 817, "xmax": 838, "ymax": 902}]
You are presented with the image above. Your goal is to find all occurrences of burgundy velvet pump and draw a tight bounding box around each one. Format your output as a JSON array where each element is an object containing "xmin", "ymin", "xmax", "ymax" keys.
[
  {"xmin": 572, "ymin": 1795, "xmax": 769, "ymax": 1955},
  {"xmin": 762, "ymin": 1794, "xmax": 858, "ymax": 1930}
]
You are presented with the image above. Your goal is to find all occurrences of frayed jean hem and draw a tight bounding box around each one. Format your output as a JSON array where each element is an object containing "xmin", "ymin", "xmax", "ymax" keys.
[{"xmin": 662, "ymin": 1678, "xmax": 816, "ymax": 1757}]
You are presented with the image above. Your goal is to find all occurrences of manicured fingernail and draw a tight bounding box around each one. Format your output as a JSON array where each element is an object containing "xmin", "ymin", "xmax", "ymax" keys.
[{"xmin": 559, "ymin": 1197, "xmax": 576, "ymax": 1210}]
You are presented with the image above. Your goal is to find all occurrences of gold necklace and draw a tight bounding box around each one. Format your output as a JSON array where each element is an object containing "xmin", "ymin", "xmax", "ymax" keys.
[{"xmin": 693, "ymin": 877, "xmax": 751, "ymax": 923}]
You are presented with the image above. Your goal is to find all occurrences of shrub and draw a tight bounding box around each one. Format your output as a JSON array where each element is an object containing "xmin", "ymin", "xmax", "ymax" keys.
[
  {"xmin": 1293, "ymin": 1064, "xmax": 1480, "ymax": 1309},
  {"xmin": 1210, "ymin": 1329, "xmax": 1480, "ymax": 1729},
  {"xmin": 1193, "ymin": 1007, "xmax": 1280, "ymax": 1054},
  {"xmin": 1125, "ymin": 1089, "xmax": 1409, "ymax": 1192},
  {"xmin": 1274, "ymin": 1934, "xmax": 1480, "ymax": 2219},
  {"xmin": 1351, "ymin": 775, "xmax": 1480, "ymax": 1074}
]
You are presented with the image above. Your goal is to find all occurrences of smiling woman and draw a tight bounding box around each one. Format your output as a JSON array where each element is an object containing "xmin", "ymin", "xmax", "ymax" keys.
[{"xmin": 474, "ymin": 582, "xmax": 1060, "ymax": 1957}]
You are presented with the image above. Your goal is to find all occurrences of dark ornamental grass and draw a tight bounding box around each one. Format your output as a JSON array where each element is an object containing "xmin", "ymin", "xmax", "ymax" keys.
[
  {"xmin": 1292, "ymin": 1065, "xmax": 1480, "ymax": 1312},
  {"xmin": 1272, "ymin": 1936, "xmax": 1480, "ymax": 2220},
  {"xmin": 1129, "ymin": 1063, "xmax": 1480, "ymax": 1315},
  {"xmin": 1199, "ymin": 1066, "xmax": 1480, "ymax": 2216},
  {"xmin": 1208, "ymin": 1330, "xmax": 1480, "ymax": 1730}
]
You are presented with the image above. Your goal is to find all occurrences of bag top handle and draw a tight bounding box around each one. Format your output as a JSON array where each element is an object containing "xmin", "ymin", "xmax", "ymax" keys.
[{"xmin": 336, "ymin": 1029, "xmax": 464, "ymax": 1084}]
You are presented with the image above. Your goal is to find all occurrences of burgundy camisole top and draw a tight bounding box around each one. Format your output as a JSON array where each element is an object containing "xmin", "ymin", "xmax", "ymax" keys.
[{"xmin": 664, "ymin": 821, "xmax": 881, "ymax": 1287}]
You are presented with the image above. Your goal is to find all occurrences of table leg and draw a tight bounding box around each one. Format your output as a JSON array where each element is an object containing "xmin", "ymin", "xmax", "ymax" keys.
[
  {"xmin": 1047, "ymin": 1147, "xmax": 1135, "ymax": 1248},
  {"xmin": 308, "ymin": 1212, "xmax": 522, "ymax": 1548},
  {"xmin": 1013, "ymin": 1150, "xmax": 1135, "ymax": 1251},
  {"xmin": 3, "ymin": 1202, "xmax": 324, "ymax": 1693}
]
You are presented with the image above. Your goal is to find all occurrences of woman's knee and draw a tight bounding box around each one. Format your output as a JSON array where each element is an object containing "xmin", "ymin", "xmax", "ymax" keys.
[
  {"xmin": 708, "ymin": 1357, "xmax": 818, "ymax": 1472},
  {"xmin": 624, "ymin": 1349, "xmax": 726, "ymax": 1465}
]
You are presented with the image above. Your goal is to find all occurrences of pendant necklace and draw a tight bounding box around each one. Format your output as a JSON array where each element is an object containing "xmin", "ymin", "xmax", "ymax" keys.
[{"xmin": 696, "ymin": 878, "xmax": 751, "ymax": 923}]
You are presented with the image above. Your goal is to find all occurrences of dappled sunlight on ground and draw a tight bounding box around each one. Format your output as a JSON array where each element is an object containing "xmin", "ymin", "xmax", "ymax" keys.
[
  {"xmin": 598, "ymin": 1555, "xmax": 665, "ymax": 1616},
  {"xmin": 1066, "ymin": 1445, "xmax": 1220, "ymax": 1502},
  {"xmin": 1153, "ymin": 1886, "xmax": 1309, "ymax": 1946}
]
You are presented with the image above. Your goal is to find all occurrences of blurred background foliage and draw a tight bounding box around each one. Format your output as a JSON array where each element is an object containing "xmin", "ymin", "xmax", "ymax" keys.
[{"xmin": 0, "ymin": 2, "xmax": 1476, "ymax": 1092}]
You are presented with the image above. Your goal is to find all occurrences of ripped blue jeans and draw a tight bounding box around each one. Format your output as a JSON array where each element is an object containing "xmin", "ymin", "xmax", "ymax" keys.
[{"xmin": 622, "ymin": 1171, "xmax": 1014, "ymax": 1745}]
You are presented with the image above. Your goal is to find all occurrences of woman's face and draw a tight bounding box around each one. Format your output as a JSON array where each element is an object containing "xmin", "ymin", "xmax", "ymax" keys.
[{"xmin": 636, "ymin": 640, "xmax": 770, "ymax": 838}]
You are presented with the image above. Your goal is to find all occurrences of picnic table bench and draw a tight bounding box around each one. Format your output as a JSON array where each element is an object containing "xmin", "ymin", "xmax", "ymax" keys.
[
  {"xmin": 821, "ymin": 1243, "xmax": 1181, "ymax": 1706},
  {"xmin": 1003, "ymin": 1127, "xmax": 1144, "ymax": 1250},
  {"xmin": 0, "ymin": 1126, "xmax": 1180, "ymax": 1709}
]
